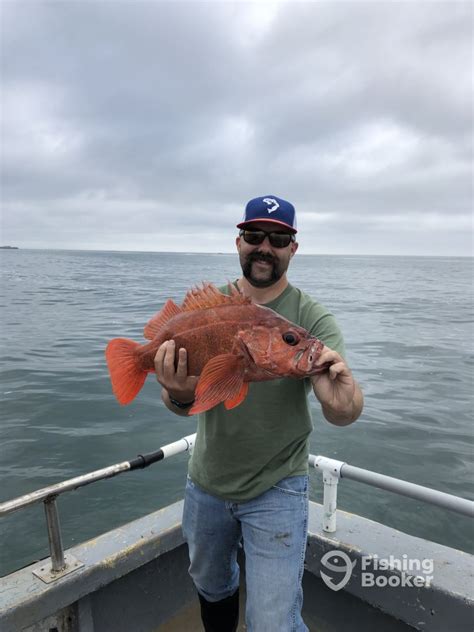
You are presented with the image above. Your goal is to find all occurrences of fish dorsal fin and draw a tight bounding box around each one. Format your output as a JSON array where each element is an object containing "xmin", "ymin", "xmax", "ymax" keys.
[
  {"xmin": 181, "ymin": 282, "xmax": 252, "ymax": 312},
  {"xmin": 143, "ymin": 299, "xmax": 182, "ymax": 340}
]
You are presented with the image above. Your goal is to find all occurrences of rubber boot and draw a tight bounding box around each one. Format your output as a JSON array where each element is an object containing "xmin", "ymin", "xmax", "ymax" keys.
[{"xmin": 198, "ymin": 589, "xmax": 239, "ymax": 632}]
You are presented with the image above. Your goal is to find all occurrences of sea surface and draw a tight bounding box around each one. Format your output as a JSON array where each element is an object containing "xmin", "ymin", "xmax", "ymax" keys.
[{"xmin": 0, "ymin": 250, "xmax": 473, "ymax": 576}]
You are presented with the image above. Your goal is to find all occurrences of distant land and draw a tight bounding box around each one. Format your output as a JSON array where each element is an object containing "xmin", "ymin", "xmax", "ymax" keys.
[{"xmin": 0, "ymin": 246, "xmax": 19, "ymax": 249}]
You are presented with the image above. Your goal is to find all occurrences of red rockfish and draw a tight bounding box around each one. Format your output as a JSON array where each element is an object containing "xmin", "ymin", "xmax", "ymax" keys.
[{"xmin": 105, "ymin": 283, "xmax": 328, "ymax": 414}]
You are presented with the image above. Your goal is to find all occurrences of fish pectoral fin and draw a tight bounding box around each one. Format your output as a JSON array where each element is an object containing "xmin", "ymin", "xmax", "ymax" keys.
[
  {"xmin": 189, "ymin": 354, "xmax": 246, "ymax": 414},
  {"xmin": 143, "ymin": 299, "xmax": 181, "ymax": 340},
  {"xmin": 224, "ymin": 381, "xmax": 249, "ymax": 410}
]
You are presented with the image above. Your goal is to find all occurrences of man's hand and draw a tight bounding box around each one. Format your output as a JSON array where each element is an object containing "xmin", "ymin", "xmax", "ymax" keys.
[
  {"xmin": 154, "ymin": 340, "xmax": 198, "ymax": 406},
  {"xmin": 311, "ymin": 346, "xmax": 363, "ymax": 426}
]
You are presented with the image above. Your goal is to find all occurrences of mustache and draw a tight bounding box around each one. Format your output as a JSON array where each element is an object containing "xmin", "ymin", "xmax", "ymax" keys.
[
  {"xmin": 241, "ymin": 249, "xmax": 282, "ymax": 288},
  {"xmin": 248, "ymin": 251, "xmax": 275, "ymax": 264}
]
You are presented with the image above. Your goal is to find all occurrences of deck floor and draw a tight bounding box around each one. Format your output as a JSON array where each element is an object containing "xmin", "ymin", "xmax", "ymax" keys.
[
  {"xmin": 157, "ymin": 572, "xmax": 416, "ymax": 632},
  {"xmin": 157, "ymin": 594, "xmax": 248, "ymax": 631}
]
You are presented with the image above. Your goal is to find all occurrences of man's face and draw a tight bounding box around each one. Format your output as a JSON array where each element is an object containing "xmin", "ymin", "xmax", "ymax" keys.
[{"xmin": 236, "ymin": 221, "xmax": 299, "ymax": 288}]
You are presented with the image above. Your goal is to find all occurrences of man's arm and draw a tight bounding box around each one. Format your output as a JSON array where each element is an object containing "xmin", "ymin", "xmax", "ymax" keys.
[
  {"xmin": 154, "ymin": 340, "xmax": 198, "ymax": 417},
  {"xmin": 311, "ymin": 346, "xmax": 364, "ymax": 426}
]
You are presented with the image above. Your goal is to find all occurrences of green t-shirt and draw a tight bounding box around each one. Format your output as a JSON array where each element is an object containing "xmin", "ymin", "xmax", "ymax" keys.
[{"xmin": 188, "ymin": 282, "xmax": 345, "ymax": 502}]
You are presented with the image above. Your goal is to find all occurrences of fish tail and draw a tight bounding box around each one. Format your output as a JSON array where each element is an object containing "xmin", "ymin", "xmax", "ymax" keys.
[{"xmin": 105, "ymin": 338, "xmax": 147, "ymax": 405}]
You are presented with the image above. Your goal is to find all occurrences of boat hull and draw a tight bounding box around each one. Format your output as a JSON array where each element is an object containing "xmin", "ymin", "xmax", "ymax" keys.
[{"xmin": 0, "ymin": 500, "xmax": 472, "ymax": 632}]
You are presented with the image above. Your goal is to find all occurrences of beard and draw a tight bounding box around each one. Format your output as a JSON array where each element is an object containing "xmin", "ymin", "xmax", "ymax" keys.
[{"xmin": 240, "ymin": 250, "xmax": 289, "ymax": 288}]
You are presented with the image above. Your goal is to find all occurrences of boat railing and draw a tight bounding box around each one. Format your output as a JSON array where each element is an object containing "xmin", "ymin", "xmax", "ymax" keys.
[{"xmin": 1, "ymin": 432, "xmax": 473, "ymax": 583}]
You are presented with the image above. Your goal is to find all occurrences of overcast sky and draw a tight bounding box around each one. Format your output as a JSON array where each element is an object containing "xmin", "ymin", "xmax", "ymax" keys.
[{"xmin": 1, "ymin": 1, "xmax": 472, "ymax": 255}]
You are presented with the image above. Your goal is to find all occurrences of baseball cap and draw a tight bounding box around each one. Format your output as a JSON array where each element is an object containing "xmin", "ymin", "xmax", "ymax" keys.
[{"xmin": 237, "ymin": 195, "xmax": 297, "ymax": 233}]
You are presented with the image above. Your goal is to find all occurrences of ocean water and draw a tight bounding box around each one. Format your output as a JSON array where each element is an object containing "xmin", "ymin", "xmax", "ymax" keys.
[{"xmin": 0, "ymin": 249, "xmax": 472, "ymax": 576}]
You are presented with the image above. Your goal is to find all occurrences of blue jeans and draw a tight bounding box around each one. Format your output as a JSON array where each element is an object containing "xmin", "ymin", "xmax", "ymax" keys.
[{"xmin": 182, "ymin": 474, "xmax": 309, "ymax": 632}]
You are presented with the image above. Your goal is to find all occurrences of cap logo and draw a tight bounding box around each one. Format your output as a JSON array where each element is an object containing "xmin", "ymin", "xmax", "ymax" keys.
[{"xmin": 262, "ymin": 197, "xmax": 279, "ymax": 213}]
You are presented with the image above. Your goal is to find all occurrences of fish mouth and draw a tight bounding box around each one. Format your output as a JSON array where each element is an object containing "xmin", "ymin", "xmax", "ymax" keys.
[{"xmin": 295, "ymin": 341, "xmax": 324, "ymax": 375}]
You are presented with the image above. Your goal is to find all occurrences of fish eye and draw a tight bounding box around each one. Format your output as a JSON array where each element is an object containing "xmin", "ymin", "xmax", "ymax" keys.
[{"xmin": 282, "ymin": 332, "xmax": 299, "ymax": 346}]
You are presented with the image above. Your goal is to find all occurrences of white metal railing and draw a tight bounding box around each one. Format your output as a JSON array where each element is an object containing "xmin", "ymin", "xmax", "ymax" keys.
[
  {"xmin": 308, "ymin": 454, "xmax": 474, "ymax": 532},
  {"xmin": 0, "ymin": 432, "xmax": 472, "ymax": 582}
]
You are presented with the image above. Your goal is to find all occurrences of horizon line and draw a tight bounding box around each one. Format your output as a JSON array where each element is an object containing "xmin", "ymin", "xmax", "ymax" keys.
[{"xmin": 1, "ymin": 247, "xmax": 472, "ymax": 258}]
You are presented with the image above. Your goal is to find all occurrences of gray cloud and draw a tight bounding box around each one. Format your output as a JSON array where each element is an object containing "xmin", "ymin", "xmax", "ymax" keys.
[{"xmin": 1, "ymin": 1, "xmax": 472, "ymax": 255}]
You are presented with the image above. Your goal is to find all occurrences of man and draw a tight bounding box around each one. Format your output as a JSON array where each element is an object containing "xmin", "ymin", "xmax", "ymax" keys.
[{"xmin": 154, "ymin": 196, "xmax": 363, "ymax": 632}]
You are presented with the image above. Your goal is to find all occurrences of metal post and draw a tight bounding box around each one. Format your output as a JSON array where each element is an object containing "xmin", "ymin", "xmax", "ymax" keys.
[
  {"xmin": 44, "ymin": 496, "xmax": 66, "ymax": 572},
  {"xmin": 311, "ymin": 456, "xmax": 345, "ymax": 533}
]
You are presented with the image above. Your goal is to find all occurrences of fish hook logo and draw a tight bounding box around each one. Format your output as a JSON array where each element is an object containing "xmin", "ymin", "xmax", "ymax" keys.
[
  {"xmin": 320, "ymin": 550, "xmax": 356, "ymax": 591},
  {"xmin": 262, "ymin": 198, "xmax": 280, "ymax": 213}
]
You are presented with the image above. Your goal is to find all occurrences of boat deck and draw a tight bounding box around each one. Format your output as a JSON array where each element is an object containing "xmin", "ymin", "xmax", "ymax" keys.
[
  {"xmin": 157, "ymin": 589, "xmax": 247, "ymax": 631},
  {"xmin": 158, "ymin": 572, "xmax": 416, "ymax": 631}
]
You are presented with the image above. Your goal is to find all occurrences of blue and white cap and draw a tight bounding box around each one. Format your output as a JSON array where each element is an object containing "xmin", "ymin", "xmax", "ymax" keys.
[{"xmin": 237, "ymin": 195, "xmax": 297, "ymax": 234}]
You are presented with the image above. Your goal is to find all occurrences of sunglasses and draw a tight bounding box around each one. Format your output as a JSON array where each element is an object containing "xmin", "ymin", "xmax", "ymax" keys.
[{"xmin": 239, "ymin": 229, "xmax": 295, "ymax": 248}]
